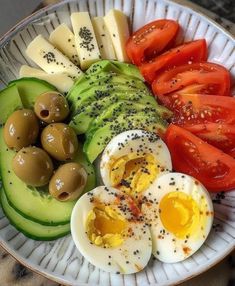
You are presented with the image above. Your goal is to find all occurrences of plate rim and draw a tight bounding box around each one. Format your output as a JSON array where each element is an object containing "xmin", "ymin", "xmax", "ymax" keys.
[
  {"xmin": 0, "ymin": 0, "xmax": 234, "ymax": 48},
  {"xmin": 0, "ymin": 0, "xmax": 234, "ymax": 285},
  {"xmin": 0, "ymin": 238, "xmax": 234, "ymax": 286}
]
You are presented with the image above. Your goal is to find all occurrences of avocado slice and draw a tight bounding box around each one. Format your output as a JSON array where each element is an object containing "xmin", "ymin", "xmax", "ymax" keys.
[
  {"xmin": 0, "ymin": 84, "xmax": 23, "ymax": 124},
  {"xmin": 86, "ymin": 109, "xmax": 159, "ymax": 140},
  {"xmin": 88, "ymin": 101, "xmax": 170, "ymax": 132},
  {"xmin": 83, "ymin": 113, "xmax": 167, "ymax": 163},
  {"xmin": 85, "ymin": 60, "xmax": 121, "ymax": 75},
  {"xmin": 69, "ymin": 84, "xmax": 141, "ymax": 114},
  {"xmin": 67, "ymin": 72, "xmax": 148, "ymax": 104},
  {"xmin": 85, "ymin": 60, "xmax": 144, "ymax": 80},
  {"xmin": 110, "ymin": 61, "xmax": 144, "ymax": 80},
  {"xmin": 69, "ymin": 92, "xmax": 157, "ymax": 134}
]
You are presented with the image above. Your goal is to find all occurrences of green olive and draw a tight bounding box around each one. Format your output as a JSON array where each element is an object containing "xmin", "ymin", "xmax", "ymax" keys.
[
  {"xmin": 41, "ymin": 123, "xmax": 78, "ymax": 161},
  {"xmin": 12, "ymin": 147, "xmax": 53, "ymax": 186},
  {"xmin": 49, "ymin": 163, "xmax": 87, "ymax": 201},
  {"xmin": 4, "ymin": 109, "xmax": 39, "ymax": 151},
  {"xmin": 34, "ymin": 91, "xmax": 69, "ymax": 123}
]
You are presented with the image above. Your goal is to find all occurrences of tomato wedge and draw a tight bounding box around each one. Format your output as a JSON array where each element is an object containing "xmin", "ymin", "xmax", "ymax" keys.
[
  {"xmin": 184, "ymin": 123, "xmax": 235, "ymax": 158},
  {"xmin": 157, "ymin": 93, "xmax": 235, "ymax": 125},
  {"xmin": 165, "ymin": 124, "xmax": 235, "ymax": 192},
  {"xmin": 152, "ymin": 62, "xmax": 230, "ymax": 97},
  {"xmin": 140, "ymin": 39, "xmax": 207, "ymax": 83},
  {"xmin": 126, "ymin": 20, "xmax": 179, "ymax": 66}
]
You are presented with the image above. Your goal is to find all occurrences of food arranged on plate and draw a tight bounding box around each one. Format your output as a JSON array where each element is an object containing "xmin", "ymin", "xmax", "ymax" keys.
[{"xmin": 0, "ymin": 8, "xmax": 234, "ymax": 275}]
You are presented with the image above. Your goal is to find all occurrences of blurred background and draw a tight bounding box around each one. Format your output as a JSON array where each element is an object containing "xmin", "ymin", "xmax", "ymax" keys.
[{"xmin": 0, "ymin": 0, "xmax": 234, "ymax": 37}]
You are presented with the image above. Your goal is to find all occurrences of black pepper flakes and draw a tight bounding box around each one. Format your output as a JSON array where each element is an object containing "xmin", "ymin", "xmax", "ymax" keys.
[
  {"xmin": 79, "ymin": 27, "xmax": 94, "ymax": 52},
  {"xmin": 43, "ymin": 52, "xmax": 56, "ymax": 64}
]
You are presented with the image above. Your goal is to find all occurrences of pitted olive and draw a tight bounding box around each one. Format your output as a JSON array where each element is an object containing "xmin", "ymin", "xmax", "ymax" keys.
[
  {"xmin": 34, "ymin": 91, "xmax": 69, "ymax": 123},
  {"xmin": 41, "ymin": 123, "xmax": 78, "ymax": 161},
  {"xmin": 12, "ymin": 147, "xmax": 53, "ymax": 186},
  {"xmin": 4, "ymin": 109, "xmax": 39, "ymax": 151},
  {"xmin": 49, "ymin": 162, "xmax": 87, "ymax": 201}
]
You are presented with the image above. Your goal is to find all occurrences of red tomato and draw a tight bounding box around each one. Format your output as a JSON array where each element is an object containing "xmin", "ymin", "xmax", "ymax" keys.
[
  {"xmin": 165, "ymin": 124, "xmax": 235, "ymax": 192},
  {"xmin": 152, "ymin": 62, "xmax": 231, "ymax": 97},
  {"xmin": 126, "ymin": 20, "xmax": 179, "ymax": 66},
  {"xmin": 184, "ymin": 123, "xmax": 235, "ymax": 158},
  {"xmin": 140, "ymin": 39, "xmax": 207, "ymax": 83},
  {"xmin": 157, "ymin": 93, "xmax": 235, "ymax": 125}
]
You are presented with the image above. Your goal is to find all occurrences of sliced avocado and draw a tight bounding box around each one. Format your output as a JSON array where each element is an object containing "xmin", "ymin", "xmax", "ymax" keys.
[
  {"xmin": 90, "ymin": 98, "xmax": 173, "ymax": 128},
  {"xmin": 69, "ymin": 92, "xmax": 157, "ymax": 134},
  {"xmin": 9, "ymin": 77, "xmax": 57, "ymax": 108},
  {"xmin": 67, "ymin": 71, "xmax": 114, "ymax": 102},
  {"xmin": 0, "ymin": 189, "xmax": 70, "ymax": 241},
  {"xmin": 84, "ymin": 113, "xmax": 167, "ymax": 163},
  {"xmin": 88, "ymin": 101, "xmax": 162, "ymax": 132},
  {"xmin": 85, "ymin": 60, "xmax": 121, "ymax": 75},
  {"xmin": 0, "ymin": 85, "xmax": 23, "ymax": 124},
  {"xmin": 0, "ymin": 128, "xmax": 95, "ymax": 226},
  {"xmin": 69, "ymin": 84, "xmax": 141, "ymax": 114},
  {"xmin": 110, "ymin": 61, "xmax": 144, "ymax": 80},
  {"xmin": 67, "ymin": 72, "xmax": 148, "ymax": 104},
  {"xmin": 85, "ymin": 60, "xmax": 144, "ymax": 80},
  {"xmin": 86, "ymin": 109, "xmax": 158, "ymax": 140}
]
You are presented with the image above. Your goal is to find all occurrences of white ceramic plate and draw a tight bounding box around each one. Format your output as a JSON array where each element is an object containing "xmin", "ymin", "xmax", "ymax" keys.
[{"xmin": 0, "ymin": 0, "xmax": 234, "ymax": 285}]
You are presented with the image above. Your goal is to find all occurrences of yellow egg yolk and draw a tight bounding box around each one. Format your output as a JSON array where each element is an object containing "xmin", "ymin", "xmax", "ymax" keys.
[
  {"xmin": 110, "ymin": 153, "xmax": 158, "ymax": 196},
  {"xmin": 159, "ymin": 191, "xmax": 200, "ymax": 239},
  {"xmin": 86, "ymin": 205, "xmax": 127, "ymax": 248}
]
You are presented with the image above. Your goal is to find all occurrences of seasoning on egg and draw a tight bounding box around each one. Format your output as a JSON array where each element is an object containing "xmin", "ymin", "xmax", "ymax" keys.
[
  {"xmin": 71, "ymin": 186, "xmax": 152, "ymax": 274},
  {"xmin": 100, "ymin": 130, "xmax": 172, "ymax": 199},
  {"xmin": 141, "ymin": 173, "xmax": 214, "ymax": 263}
]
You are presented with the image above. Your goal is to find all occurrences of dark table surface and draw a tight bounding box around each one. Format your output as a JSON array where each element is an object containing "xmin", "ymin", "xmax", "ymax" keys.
[{"xmin": 193, "ymin": 0, "xmax": 235, "ymax": 22}]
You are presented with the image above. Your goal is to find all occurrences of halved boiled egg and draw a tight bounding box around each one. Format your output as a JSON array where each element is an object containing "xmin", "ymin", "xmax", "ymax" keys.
[
  {"xmin": 71, "ymin": 186, "xmax": 152, "ymax": 274},
  {"xmin": 100, "ymin": 130, "xmax": 172, "ymax": 198},
  {"xmin": 141, "ymin": 173, "xmax": 214, "ymax": 263}
]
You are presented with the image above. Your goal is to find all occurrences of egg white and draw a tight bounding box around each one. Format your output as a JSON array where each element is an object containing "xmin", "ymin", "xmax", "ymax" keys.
[
  {"xmin": 141, "ymin": 173, "xmax": 214, "ymax": 263},
  {"xmin": 71, "ymin": 186, "xmax": 152, "ymax": 274},
  {"xmin": 100, "ymin": 130, "xmax": 172, "ymax": 194}
]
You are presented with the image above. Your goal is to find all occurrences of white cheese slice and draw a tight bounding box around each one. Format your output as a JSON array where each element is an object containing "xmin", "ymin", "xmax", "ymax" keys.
[
  {"xmin": 71, "ymin": 12, "xmax": 101, "ymax": 70},
  {"xmin": 49, "ymin": 23, "xmax": 79, "ymax": 65},
  {"xmin": 19, "ymin": 65, "xmax": 74, "ymax": 93},
  {"xmin": 92, "ymin": 17, "xmax": 116, "ymax": 60},
  {"xmin": 26, "ymin": 35, "xmax": 82, "ymax": 79},
  {"xmin": 103, "ymin": 9, "xmax": 130, "ymax": 62}
]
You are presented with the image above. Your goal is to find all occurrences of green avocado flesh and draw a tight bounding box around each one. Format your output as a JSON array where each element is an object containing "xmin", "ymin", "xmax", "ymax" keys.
[
  {"xmin": 0, "ymin": 85, "xmax": 23, "ymax": 124},
  {"xmin": 85, "ymin": 60, "xmax": 144, "ymax": 80},
  {"xmin": 67, "ymin": 72, "xmax": 149, "ymax": 107},
  {"xmin": 67, "ymin": 60, "xmax": 171, "ymax": 162},
  {"xmin": 69, "ymin": 92, "xmax": 158, "ymax": 134},
  {"xmin": 87, "ymin": 101, "xmax": 165, "ymax": 132},
  {"xmin": 0, "ymin": 128, "xmax": 95, "ymax": 226},
  {"xmin": 9, "ymin": 77, "xmax": 57, "ymax": 108},
  {"xmin": 84, "ymin": 113, "xmax": 167, "ymax": 163},
  {"xmin": 0, "ymin": 189, "xmax": 70, "ymax": 240}
]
